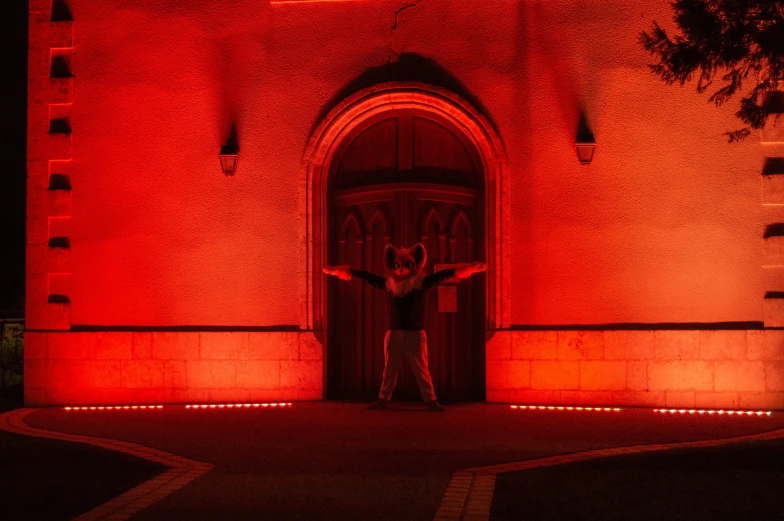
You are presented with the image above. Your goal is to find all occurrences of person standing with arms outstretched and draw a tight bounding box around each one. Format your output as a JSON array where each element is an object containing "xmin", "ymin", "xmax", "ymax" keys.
[{"xmin": 324, "ymin": 242, "xmax": 486, "ymax": 411}]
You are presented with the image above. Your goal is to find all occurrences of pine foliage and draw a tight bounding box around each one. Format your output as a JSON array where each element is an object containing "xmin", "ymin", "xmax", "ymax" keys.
[{"xmin": 640, "ymin": 0, "xmax": 784, "ymax": 141}]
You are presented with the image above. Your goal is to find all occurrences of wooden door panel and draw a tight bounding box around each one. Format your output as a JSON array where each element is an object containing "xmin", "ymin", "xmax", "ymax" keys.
[
  {"xmin": 365, "ymin": 208, "xmax": 392, "ymax": 398},
  {"xmin": 421, "ymin": 204, "xmax": 447, "ymax": 395},
  {"xmin": 328, "ymin": 109, "xmax": 484, "ymax": 403},
  {"xmin": 417, "ymin": 195, "xmax": 482, "ymax": 403},
  {"xmin": 337, "ymin": 118, "xmax": 398, "ymax": 174},
  {"xmin": 329, "ymin": 189, "xmax": 483, "ymax": 402},
  {"xmin": 334, "ymin": 211, "xmax": 364, "ymax": 397},
  {"xmin": 412, "ymin": 116, "xmax": 476, "ymax": 176},
  {"xmin": 447, "ymin": 206, "xmax": 478, "ymax": 401},
  {"xmin": 329, "ymin": 194, "xmax": 400, "ymax": 400}
]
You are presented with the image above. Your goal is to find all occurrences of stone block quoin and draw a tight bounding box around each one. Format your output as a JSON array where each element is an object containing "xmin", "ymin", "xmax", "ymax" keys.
[
  {"xmin": 761, "ymin": 93, "xmax": 784, "ymax": 327},
  {"xmin": 486, "ymin": 329, "xmax": 784, "ymax": 410},
  {"xmin": 27, "ymin": 0, "xmax": 74, "ymax": 334}
]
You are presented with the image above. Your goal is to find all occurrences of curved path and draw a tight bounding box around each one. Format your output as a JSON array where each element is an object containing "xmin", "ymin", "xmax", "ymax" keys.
[
  {"xmin": 0, "ymin": 408, "xmax": 213, "ymax": 521},
  {"xmin": 435, "ymin": 423, "xmax": 784, "ymax": 520},
  {"xmin": 2, "ymin": 403, "xmax": 782, "ymax": 520}
]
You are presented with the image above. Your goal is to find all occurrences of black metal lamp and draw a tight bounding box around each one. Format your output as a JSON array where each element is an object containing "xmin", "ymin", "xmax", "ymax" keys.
[
  {"xmin": 219, "ymin": 152, "xmax": 239, "ymax": 175},
  {"xmin": 220, "ymin": 125, "xmax": 240, "ymax": 175},
  {"xmin": 576, "ymin": 113, "xmax": 596, "ymax": 166}
]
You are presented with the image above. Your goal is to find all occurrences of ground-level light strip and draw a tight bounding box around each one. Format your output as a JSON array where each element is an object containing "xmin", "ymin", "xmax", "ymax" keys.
[
  {"xmin": 653, "ymin": 408, "xmax": 773, "ymax": 417},
  {"xmin": 511, "ymin": 405, "xmax": 622, "ymax": 412},
  {"xmin": 62, "ymin": 403, "xmax": 294, "ymax": 411},
  {"xmin": 64, "ymin": 405, "xmax": 165, "ymax": 411},
  {"xmin": 511, "ymin": 405, "xmax": 775, "ymax": 416},
  {"xmin": 185, "ymin": 403, "xmax": 293, "ymax": 409}
]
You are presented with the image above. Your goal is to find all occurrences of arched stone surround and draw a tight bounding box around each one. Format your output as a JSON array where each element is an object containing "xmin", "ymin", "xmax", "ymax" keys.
[{"xmin": 299, "ymin": 83, "xmax": 511, "ymax": 335}]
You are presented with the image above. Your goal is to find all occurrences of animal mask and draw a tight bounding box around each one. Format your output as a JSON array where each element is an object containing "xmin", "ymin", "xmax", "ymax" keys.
[{"xmin": 384, "ymin": 244, "xmax": 426, "ymax": 296}]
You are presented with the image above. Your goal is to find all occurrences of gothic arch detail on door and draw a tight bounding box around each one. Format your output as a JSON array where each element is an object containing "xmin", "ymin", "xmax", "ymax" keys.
[{"xmin": 300, "ymin": 83, "xmax": 510, "ymax": 334}]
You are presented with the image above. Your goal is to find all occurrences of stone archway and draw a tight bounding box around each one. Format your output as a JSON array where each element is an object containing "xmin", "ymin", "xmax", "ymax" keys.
[{"xmin": 299, "ymin": 82, "xmax": 510, "ymax": 336}]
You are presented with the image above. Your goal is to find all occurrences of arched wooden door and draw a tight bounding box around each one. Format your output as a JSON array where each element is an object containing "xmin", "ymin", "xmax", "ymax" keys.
[{"xmin": 327, "ymin": 110, "xmax": 486, "ymax": 403}]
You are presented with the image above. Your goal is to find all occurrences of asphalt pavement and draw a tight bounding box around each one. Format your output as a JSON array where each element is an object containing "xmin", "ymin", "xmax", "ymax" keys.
[{"xmin": 9, "ymin": 402, "xmax": 781, "ymax": 521}]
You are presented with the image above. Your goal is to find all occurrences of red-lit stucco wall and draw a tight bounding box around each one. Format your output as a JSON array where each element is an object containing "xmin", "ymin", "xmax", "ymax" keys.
[{"xmin": 25, "ymin": 0, "xmax": 784, "ymax": 407}]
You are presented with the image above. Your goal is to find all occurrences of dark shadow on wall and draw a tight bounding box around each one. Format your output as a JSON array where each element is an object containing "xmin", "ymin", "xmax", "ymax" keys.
[
  {"xmin": 310, "ymin": 53, "xmax": 497, "ymax": 139},
  {"xmin": 762, "ymin": 158, "xmax": 784, "ymax": 176},
  {"xmin": 763, "ymin": 223, "xmax": 784, "ymax": 238},
  {"xmin": 0, "ymin": 1, "xmax": 28, "ymax": 318},
  {"xmin": 220, "ymin": 124, "xmax": 240, "ymax": 155},
  {"xmin": 51, "ymin": 0, "xmax": 73, "ymax": 22}
]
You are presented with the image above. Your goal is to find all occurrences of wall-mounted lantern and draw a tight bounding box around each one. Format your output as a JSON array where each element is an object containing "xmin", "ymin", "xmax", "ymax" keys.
[
  {"xmin": 576, "ymin": 112, "xmax": 596, "ymax": 166},
  {"xmin": 219, "ymin": 153, "xmax": 239, "ymax": 175},
  {"xmin": 575, "ymin": 141, "xmax": 596, "ymax": 165}
]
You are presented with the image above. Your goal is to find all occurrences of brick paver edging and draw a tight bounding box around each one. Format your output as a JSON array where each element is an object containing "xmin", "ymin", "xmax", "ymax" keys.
[
  {"xmin": 433, "ymin": 425, "xmax": 784, "ymax": 521},
  {"xmin": 0, "ymin": 409, "xmax": 214, "ymax": 521}
]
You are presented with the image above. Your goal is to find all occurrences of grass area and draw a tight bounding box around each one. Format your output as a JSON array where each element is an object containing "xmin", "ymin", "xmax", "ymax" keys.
[
  {"xmin": 0, "ymin": 394, "xmax": 23, "ymax": 412},
  {"xmin": 0, "ymin": 319, "xmax": 23, "ymax": 406},
  {"xmin": 0, "ymin": 429, "xmax": 166, "ymax": 521},
  {"xmin": 491, "ymin": 439, "xmax": 784, "ymax": 521}
]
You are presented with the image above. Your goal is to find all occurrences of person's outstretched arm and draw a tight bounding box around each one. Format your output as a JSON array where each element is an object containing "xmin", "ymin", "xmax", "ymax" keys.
[
  {"xmin": 422, "ymin": 262, "xmax": 486, "ymax": 290},
  {"xmin": 323, "ymin": 265, "xmax": 386, "ymax": 290},
  {"xmin": 453, "ymin": 262, "xmax": 487, "ymax": 280}
]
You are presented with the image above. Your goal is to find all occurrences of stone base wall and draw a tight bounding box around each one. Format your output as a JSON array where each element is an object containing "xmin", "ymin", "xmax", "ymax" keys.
[
  {"xmin": 24, "ymin": 328, "xmax": 784, "ymax": 409},
  {"xmin": 486, "ymin": 330, "xmax": 784, "ymax": 410},
  {"xmin": 23, "ymin": 331, "xmax": 323, "ymax": 406}
]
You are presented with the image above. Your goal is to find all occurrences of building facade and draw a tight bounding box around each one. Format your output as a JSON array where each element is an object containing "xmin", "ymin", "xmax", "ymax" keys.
[{"xmin": 25, "ymin": 0, "xmax": 784, "ymax": 408}]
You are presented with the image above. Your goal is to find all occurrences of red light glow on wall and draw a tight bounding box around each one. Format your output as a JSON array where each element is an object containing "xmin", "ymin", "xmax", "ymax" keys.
[
  {"xmin": 23, "ymin": 0, "xmax": 784, "ymax": 413},
  {"xmin": 653, "ymin": 408, "xmax": 773, "ymax": 417},
  {"xmin": 511, "ymin": 405, "xmax": 622, "ymax": 412}
]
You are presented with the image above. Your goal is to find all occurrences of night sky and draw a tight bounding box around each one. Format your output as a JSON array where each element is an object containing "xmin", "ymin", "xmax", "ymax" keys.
[{"xmin": 0, "ymin": 4, "xmax": 28, "ymax": 317}]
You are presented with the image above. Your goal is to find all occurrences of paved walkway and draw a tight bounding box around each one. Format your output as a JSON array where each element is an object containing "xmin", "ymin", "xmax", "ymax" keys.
[
  {"xmin": 3, "ymin": 402, "xmax": 783, "ymax": 520},
  {"xmin": 491, "ymin": 437, "xmax": 784, "ymax": 521},
  {"xmin": 0, "ymin": 425, "xmax": 163, "ymax": 521}
]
